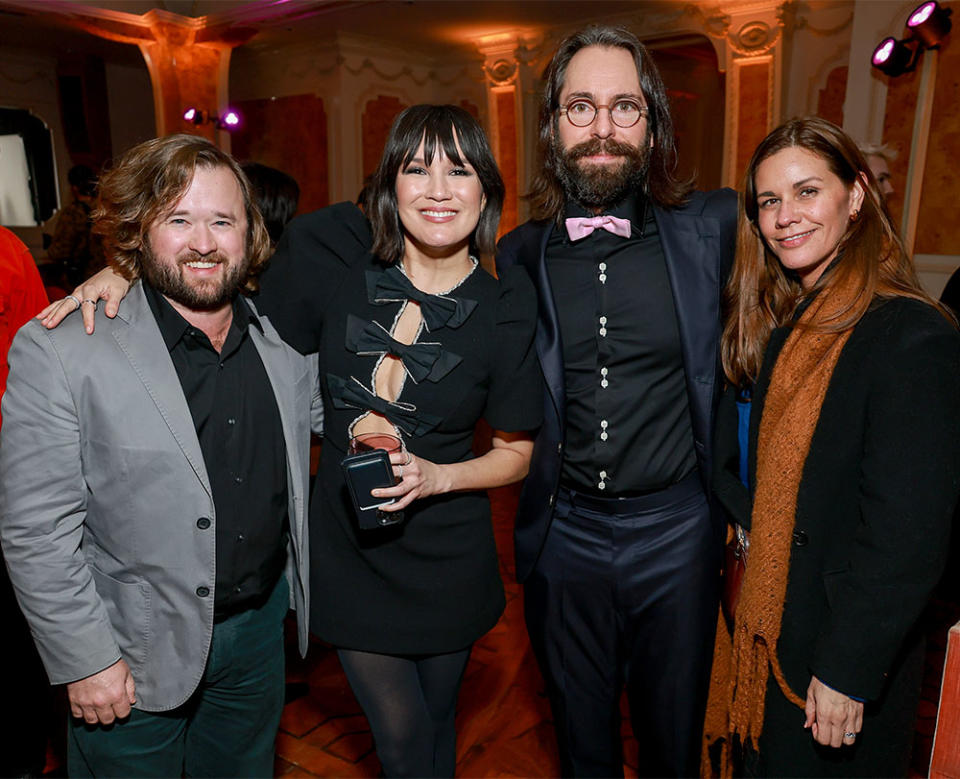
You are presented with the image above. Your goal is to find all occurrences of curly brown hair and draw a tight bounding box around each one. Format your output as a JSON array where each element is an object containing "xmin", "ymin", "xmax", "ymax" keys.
[{"xmin": 92, "ymin": 133, "xmax": 272, "ymax": 294}]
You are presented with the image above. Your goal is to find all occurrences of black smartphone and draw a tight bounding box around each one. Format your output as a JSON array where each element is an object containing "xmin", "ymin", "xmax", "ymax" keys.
[{"xmin": 341, "ymin": 449, "xmax": 402, "ymax": 529}]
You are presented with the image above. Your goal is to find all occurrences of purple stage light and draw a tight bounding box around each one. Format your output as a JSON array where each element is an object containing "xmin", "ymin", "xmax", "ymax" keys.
[
  {"xmin": 908, "ymin": 2, "xmax": 936, "ymax": 27},
  {"xmin": 906, "ymin": 0, "xmax": 951, "ymax": 48},
  {"xmin": 183, "ymin": 107, "xmax": 197, "ymax": 122},
  {"xmin": 872, "ymin": 38, "xmax": 896, "ymax": 65},
  {"xmin": 222, "ymin": 110, "xmax": 240, "ymax": 127},
  {"xmin": 871, "ymin": 36, "xmax": 917, "ymax": 76}
]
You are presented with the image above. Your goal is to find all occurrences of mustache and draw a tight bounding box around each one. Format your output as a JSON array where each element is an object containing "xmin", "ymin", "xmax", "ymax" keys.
[
  {"xmin": 565, "ymin": 138, "xmax": 644, "ymax": 161},
  {"xmin": 176, "ymin": 250, "xmax": 228, "ymax": 266}
]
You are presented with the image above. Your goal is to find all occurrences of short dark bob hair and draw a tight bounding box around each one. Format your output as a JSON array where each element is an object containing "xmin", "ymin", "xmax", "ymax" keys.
[{"xmin": 367, "ymin": 104, "xmax": 504, "ymax": 263}]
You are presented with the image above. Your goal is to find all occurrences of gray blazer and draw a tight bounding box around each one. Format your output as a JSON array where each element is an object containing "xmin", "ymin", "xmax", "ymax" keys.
[{"xmin": 0, "ymin": 282, "xmax": 317, "ymax": 712}]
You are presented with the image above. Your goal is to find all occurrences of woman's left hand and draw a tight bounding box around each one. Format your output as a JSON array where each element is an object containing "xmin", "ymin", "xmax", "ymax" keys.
[
  {"xmin": 372, "ymin": 450, "xmax": 449, "ymax": 512},
  {"xmin": 804, "ymin": 674, "xmax": 864, "ymax": 747}
]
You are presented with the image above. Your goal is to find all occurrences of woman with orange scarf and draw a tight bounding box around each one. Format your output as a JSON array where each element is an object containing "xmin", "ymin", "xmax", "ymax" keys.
[{"xmin": 704, "ymin": 117, "xmax": 960, "ymax": 776}]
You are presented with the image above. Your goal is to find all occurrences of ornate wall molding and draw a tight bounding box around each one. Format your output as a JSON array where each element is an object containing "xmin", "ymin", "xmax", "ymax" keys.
[
  {"xmin": 807, "ymin": 46, "xmax": 851, "ymax": 116},
  {"xmin": 483, "ymin": 58, "xmax": 518, "ymax": 88},
  {"xmin": 793, "ymin": 8, "xmax": 854, "ymax": 37},
  {"xmin": 728, "ymin": 19, "xmax": 783, "ymax": 56}
]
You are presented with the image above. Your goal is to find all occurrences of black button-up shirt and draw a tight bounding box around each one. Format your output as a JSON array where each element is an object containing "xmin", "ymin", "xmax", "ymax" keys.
[
  {"xmin": 143, "ymin": 282, "xmax": 289, "ymax": 617},
  {"xmin": 546, "ymin": 193, "xmax": 697, "ymax": 496}
]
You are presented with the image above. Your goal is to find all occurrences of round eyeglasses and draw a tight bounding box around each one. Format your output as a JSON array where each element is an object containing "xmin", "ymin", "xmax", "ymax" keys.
[{"xmin": 559, "ymin": 98, "xmax": 649, "ymax": 128}]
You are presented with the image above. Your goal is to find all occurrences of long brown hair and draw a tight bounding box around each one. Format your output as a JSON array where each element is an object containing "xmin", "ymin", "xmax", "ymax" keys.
[
  {"xmin": 93, "ymin": 133, "xmax": 272, "ymax": 294},
  {"xmin": 526, "ymin": 25, "xmax": 692, "ymax": 223},
  {"xmin": 721, "ymin": 116, "xmax": 952, "ymax": 388}
]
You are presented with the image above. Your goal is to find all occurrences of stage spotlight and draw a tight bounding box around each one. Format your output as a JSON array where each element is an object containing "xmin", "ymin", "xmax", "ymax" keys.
[
  {"xmin": 871, "ymin": 36, "xmax": 917, "ymax": 76},
  {"xmin": 181, "ymin": 107, "xmax": 242, "ymax": 132},
  {"xmin": 217, "ymin": 109, "xmax": 241, "ymax": 130},
  {"xmin": 907, "ymin": 1, "xmax": 952, "ymax": 48}
]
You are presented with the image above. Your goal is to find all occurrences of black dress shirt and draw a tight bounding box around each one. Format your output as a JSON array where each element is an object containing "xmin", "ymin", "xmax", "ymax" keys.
[
  {"xmin": 546, "ymin": 193, "xmax": 697, "ymax": 496},
  {"xmin": 144, "ymin": 282, "xmax": 288, "ymax": 617}
]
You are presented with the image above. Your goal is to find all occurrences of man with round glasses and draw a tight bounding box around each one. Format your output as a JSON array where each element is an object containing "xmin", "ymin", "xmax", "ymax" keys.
[{"xmin": 497, "ymin": 24, "xmax": 736, "ymax": 777}]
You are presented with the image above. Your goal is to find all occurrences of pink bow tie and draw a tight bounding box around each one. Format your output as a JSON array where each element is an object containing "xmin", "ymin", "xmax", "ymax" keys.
[{"xmin": 565, "ymin": 215, "xmax": 632, "ymax": 241}]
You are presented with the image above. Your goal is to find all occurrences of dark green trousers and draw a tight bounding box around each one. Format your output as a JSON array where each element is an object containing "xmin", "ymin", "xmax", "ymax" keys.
[{"xmin": 68, "ymin": 575, "xmax": 288, "ymax": 778}]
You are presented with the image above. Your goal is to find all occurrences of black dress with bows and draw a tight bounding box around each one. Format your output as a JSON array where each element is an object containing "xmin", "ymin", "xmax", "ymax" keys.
[{"xmin": 256, "ymin": 202, "xmax": 543, "ymax": 654}]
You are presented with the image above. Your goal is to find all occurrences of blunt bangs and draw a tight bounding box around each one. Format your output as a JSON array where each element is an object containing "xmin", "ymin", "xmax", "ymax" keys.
[{"xmin": 369, "ymin": 104, "xmax": 504, "ymax": 264}]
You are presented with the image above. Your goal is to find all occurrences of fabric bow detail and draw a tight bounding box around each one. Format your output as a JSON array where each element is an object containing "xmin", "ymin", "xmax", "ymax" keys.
[
  {"xmin": 327, "ymin": 374, "xmax": 441, "ymax": 437},
  {"xmin": 366, "ymin": 266, "xmax": 477, "ymax": 331},
  {"xmin": 344, "ymin": 315, "xmax": 462, "ymax": 384},
  {"xmin": 564, "ymin": 215, "xmax": 632, "ymax": 241}
]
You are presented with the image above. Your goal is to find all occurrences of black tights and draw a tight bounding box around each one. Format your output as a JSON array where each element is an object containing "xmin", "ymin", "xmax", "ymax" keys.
[{"xmin": 337, "ymin": 646, "xmax": 471, "ymax": 778}]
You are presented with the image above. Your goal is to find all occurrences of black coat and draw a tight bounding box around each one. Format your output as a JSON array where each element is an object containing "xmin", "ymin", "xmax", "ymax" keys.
[
  {"xmin": 714, "ymin": 296, "xmax": 960, "ymax": 775},
  {"xmin": 496, "ymin": 188, "xmax": 738, "ymax": 582}
]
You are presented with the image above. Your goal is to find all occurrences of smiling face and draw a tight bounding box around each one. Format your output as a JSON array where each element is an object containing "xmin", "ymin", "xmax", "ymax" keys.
[
  {"xmin": 394, "ymin": 134, "xmax": 484, "ymax": 261},
  {"xmin": 553, "ymin": 45, "xmax": 652, "ymax": 209},
  {"xmin": 754, "ymin": 146, "xmax": 865, "ymax": 289},
  {"xmin": 144, "ymin": 164, "xmax": 250, "ymax": 312}
]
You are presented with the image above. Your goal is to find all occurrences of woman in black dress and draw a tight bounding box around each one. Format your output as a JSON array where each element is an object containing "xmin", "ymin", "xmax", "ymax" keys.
[
  {"xmin": 705, "ymin": 117, "xmax": 960, "ymax": 777},
  {"xmin": 44, "ymin": 105, "xmax": 542, "ymax": 777},
  {"xmin": 256, "ymin": 105, "xmax": 542, "ymax": 777}
]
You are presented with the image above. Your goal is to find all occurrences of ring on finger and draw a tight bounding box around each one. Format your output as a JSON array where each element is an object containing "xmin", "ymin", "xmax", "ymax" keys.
[
  {"xmin": 403, "ymin": 451, "xmax": 413, "ymax": 466},
  {"xmin": 843, "ymin": 732, "xmax": 856, "ymax": 740},
  {"xmin": 398, "ymin": 464, "xmax": 403, "ymax": 479},
  {"xmin": 65, "ymin": 294, "xmax": 81, "ymax": 310},
  {"xmin": 82, "ymin": 299, "xmax": 98, "ymax": 306}
]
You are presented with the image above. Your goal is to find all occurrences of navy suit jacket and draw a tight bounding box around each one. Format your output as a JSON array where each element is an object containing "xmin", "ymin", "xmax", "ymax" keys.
[{"xmin": 496, "ymin": 189, "xmax": 738, "ymax": 582}]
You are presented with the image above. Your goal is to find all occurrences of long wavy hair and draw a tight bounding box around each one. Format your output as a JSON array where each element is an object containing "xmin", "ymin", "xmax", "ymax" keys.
[
  {"xmin": 526, "ymin": 25, "xmax": 692, "ymax": 223},
  {"xmin": 721, "ymin": 116, "xmax": 952, "ymax": 388},
  {"xmin": 93, "ymin": 133, "xmax": 272, "ymax": 294},
  {"xmin": 366, "ymin": 104, "xmax": 504, "ymax": 263}
]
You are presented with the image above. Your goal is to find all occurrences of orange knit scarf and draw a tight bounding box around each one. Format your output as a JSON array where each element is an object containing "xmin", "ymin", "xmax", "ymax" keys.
[{"xmin": 702, "ymin": 278, "xmax": 859, "ymax": 777}]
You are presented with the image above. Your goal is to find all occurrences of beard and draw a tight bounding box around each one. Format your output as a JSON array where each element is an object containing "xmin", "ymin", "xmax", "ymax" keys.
[
  {"xmin": 142, "ymin": 246, "xmax": 250, "ymax": 311},
  {"xmin": 555, "ymin": 134, "xmax": 652, "ymax": 210}
]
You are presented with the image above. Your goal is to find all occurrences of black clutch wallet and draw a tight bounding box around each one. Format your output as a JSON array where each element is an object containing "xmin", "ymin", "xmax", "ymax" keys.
[{"xmin": 341, "ymin": 449, "xmax": 402, "ymax": 529}]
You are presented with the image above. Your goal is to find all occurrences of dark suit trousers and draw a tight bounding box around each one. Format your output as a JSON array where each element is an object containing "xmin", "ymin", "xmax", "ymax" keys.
[
  {"xmin": 524, "ymin": 473, "xmax": 719, "ymax": 777},
  {"xmin": 67, "ymin": 574, "xmax": 288, "ymax": 778}
]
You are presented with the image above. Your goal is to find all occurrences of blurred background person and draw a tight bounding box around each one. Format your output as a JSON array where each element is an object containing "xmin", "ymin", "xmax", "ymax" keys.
[
  {"xmin": 859, "ymin": 142, "xmax": 896, "ymax": 204},
  {"xmin": 240, "ymin": 161, "xmax": 300, "ymax": 247},
  {"xmin": 707, "ymin": 117, "xmax": 960, "ymax": 777},
  {"xmin": 0, "ymin": 224, "xmax": 50, "ymax": 778},
  {"xmin": 45, "ymin": 163, "xmax": 105, "ymax": 287}
]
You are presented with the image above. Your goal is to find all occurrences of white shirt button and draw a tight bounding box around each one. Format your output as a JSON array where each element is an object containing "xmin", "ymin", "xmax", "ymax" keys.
[
  {"xmin": 599, "ymin": 470, "xmax": 607, "ymax": 478},
  {"xmin": 601, "ymin": 379, "xmax": 608, "ymax": 388},
  {"xmin": 597, "ymin": 481, "xmax": 606, "ymax": 490},
  {"xmin": 601, "ymin": 367, "xmax": 608, "ymax": 376},
  {"xmin": 600, "ymin": 420, "xmax": 608, "ymax": 429},
  {"xmin": 599, "ymin": 273, "xmax": 607, "ymax": 283},
  {"xmin": 600, "ymin": 431, "xmax": 608, "ymax": 440},
  {"xmin": 599, "ymin": 327, "xmax": 607, "ymax": 337},
  {"xmin": 599, "ymin": 316, "xmax": 607, "ymax": 325},
  {"xmin": 599, "ymin": 262, "xmax": 607, "ymax": 271}
]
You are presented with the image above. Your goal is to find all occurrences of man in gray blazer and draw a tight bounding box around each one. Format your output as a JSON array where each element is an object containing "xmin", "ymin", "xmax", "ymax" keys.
[{"xmin": 0, "ymin": 134, "xmax": 317, "ymax": 777}]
